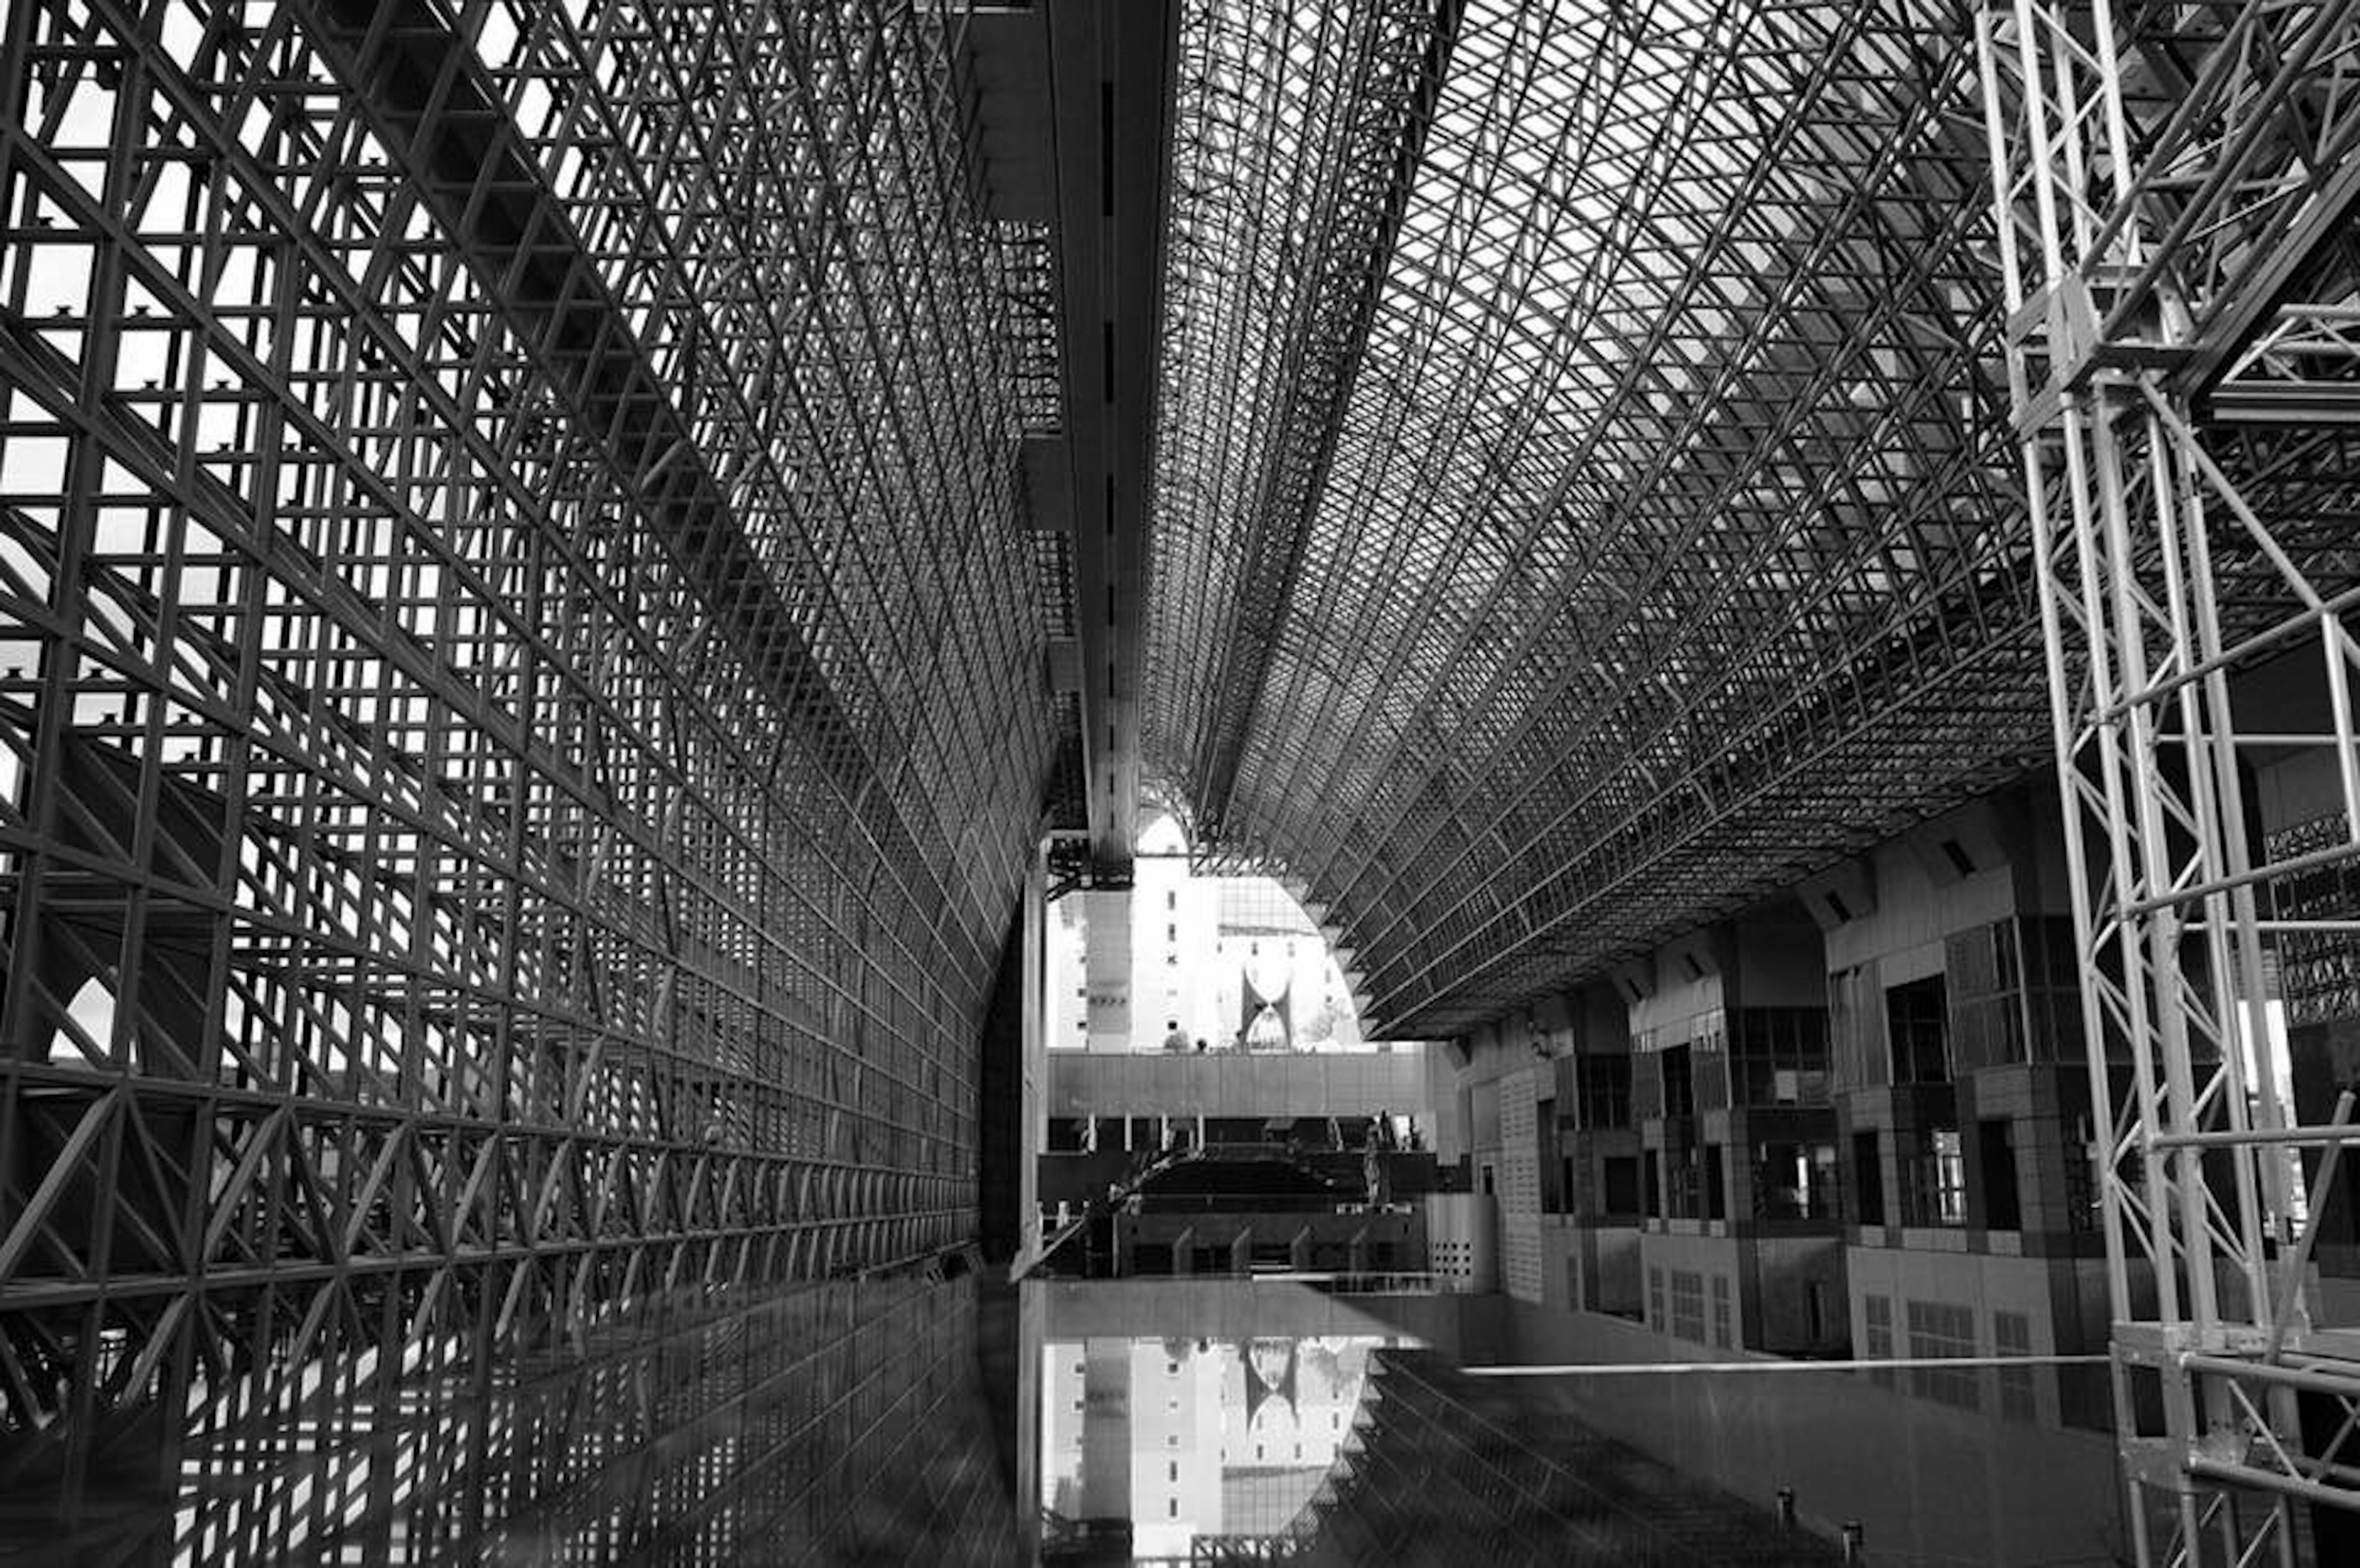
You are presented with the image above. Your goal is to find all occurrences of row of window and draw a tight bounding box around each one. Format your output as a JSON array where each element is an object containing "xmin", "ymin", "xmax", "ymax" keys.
[
  {"xmin": 1862, "ymin": 1295, "xmax": 2039, "ymax": 1421},
  {"xmin": 1646, "ymin": 1267, "xmax": 1739, "ymax": 1349},
  {"xmin": 1635, "ymin": 1272, "xmax": 2040, "ymax": 1421},
  {"xmin": 1852, "ymin": 1118, "xmax": 2087, "ymax": 1232},
  {"xmin": 1830, "ymin": 919, "xmax": 2087, "ymax": 1090},
  {"xmin": 1562, "ymin": 1115, "xmax": 2076, "ymax": 1233},
  {"xmin": 1622, "ymin": 922, "xmax": 2091, "ymax": 1118},
  {"xmin": 1631, "ymin": 1011, "xmax": 1838, "ymax": 1118}
]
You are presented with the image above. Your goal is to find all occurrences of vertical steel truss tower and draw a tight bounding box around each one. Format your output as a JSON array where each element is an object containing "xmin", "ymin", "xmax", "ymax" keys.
[{"xmin": 1980, "ymin": 1, "xmax": 2360, "ymax": 1559}]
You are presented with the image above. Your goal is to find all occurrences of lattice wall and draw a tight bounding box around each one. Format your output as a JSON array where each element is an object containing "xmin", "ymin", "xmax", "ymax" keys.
[{"xmin": 0, "ymin": 0, "xmax": 1052, "ymax": 1544}]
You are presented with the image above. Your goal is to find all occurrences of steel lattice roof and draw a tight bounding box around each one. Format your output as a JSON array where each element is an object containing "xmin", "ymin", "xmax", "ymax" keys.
[{"xmin": 1147, "ymin": 0, "xmax": 2057, "ymax": 1035}]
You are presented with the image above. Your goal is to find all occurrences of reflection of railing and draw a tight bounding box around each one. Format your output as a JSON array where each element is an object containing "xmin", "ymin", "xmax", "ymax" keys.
[
  {"xmin": 1132, "ymin": 1193, "xmax": 1355, "ymax": 1213},
  {"xmin": 1042, "ymin": 1510, "xmax": 1133, "ymax": 1552},
  {"xmin": 1181, "ymin": 1535, "xmax": 1311, "ymax": 1565}
]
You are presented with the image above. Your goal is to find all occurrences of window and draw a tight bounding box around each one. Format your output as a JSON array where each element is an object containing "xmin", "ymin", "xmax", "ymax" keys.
[
  {"xmin": 1906, "ymin": 1126, "xmax": 1969, "ymax": 1226},
  {"xmin": 1661, "ymin": 1043, "xmax": 1696, "ymax": 1117},
  {"xmin": 1710, "ymin": 1275, "xmax": 1733, "ymax": 1348},
  {"xmin": 1930, "ymin": 1129, "xmax": 1967, "ymax": 1226},
  {"xmin": 1579, "ymin": 1055, "xmax": 1632, "ymax": 1127},
  {"xmin": 1603, "ymin": 1156, "xmax": 1641, "ymax": 1215},
  {"xmin": 1667, "ymin": 1146, "xmax": 1704, "ymax": 1220},
  {"xmin": 1753, "ymin": 1140, "xmax": 1825, "ymax": 1220},
  {"xmin": 1994, "ymin": 1311, "xmax": 2037, "ymax": 1422},
  {"xmin": 1885, "ymin": 975, "xmax": 1951, "ymax": 1083},
  {"xmin": 1906, "ymin": 1299, "xmax": 1980, "ymax": 1409},
  {"xmin": 1830, "ymin": 966, "xmax": 1889, "ymax": 1091},
  {"xmin": 1948, "ymin": 919, "xmax": 2028, "ymax": 1069},
  {"xmin": 1980, "ymin": 1119, "xmax": 2021, "ymax": 1229},
  {"xmin": 1670, "ymin": 1269, "xmax": 1706, "ymax": 1343},
  {"xmin": 1648, "ymin": 1266, "xmax": 1666, "ymax": 1331},
  {"xmin": 1853, "ymin": 1130, "xmax": 1885, "ymax": 1226},
  {"xmin": 1864, "ymin": 1293, "xmax": 1894, "ymax": 1388},
  {"xmin": 1728, "ymin": 1006, "xmax": 1832, "ymax": 1106}
]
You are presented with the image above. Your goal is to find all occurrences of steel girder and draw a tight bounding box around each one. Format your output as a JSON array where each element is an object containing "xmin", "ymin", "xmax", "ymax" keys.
[{"xmin": 0, "ymin": 0, "xmax": 1052, "ymax": 1554}]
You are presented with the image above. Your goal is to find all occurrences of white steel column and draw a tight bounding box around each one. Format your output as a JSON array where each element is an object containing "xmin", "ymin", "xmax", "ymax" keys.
[
  {"xmin": 1023, "ymin": 842, "xmax": 1050, "ymax": 1271},
  {"xmin": 1978, "ymin": 2, "xmax": 2360, "ymax": 1561}
]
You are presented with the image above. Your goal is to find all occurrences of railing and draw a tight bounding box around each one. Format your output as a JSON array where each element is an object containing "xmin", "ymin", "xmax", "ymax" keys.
[{"xmin": 1244, "ymin": 1269, "xmax": 1444, "ymax": 1293}]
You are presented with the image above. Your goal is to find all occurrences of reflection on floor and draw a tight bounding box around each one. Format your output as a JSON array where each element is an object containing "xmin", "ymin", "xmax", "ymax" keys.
[
  {"xmin": 1, "ymin": 1276, "xmax": 1023, "ymax": 1566},
  {"xmin": 1302, "ymin": 1351, "xmax": 1840, "ymax": 1567},
  {"xmin": 1036, "ymin": 1279, "xmax": 1840, "ymax": 1566},
  {"xmin": 9, "ymin": 1266, "xmax": 1889, "ymax": 1565},
  {"xmin": 1041, "ymin": 1332, "xmax": 1398, "ymax": 1558}
]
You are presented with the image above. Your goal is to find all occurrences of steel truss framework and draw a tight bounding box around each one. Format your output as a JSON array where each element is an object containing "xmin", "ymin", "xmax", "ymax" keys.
[
  {"xmin": 1980, "ymin": 0, "xmax": 2360, "ymax": 1560},
  {"xmin": 1150, "ymin": 0, "xmax": 2064, "ymax": 1036},
  {"xmin": 0, "ymin": 0, "xmax": 1052, "ymax": 1554}
]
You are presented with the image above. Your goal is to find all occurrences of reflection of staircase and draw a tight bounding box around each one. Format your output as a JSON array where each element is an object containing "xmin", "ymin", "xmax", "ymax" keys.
[{"xmin": 1278, "ymin": 1351, "xmax": 1843, "ymax": 1567}]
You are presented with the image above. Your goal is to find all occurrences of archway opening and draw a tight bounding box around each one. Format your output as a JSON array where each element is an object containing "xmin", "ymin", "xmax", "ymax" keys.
[{"xmin": 1047, "ymin": 812, "xmax": 1368, "ymax": 1055}]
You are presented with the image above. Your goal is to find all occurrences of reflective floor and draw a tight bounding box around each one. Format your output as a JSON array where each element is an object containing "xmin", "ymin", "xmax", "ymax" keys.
[
  {"xmin": 1031, "ymin": 1280, "xmax": 1844, "ymax": 1568},
  {"xmin": 4, "ymin": 1273, "xmax": 2120, "ymax": 1565},
  {"xmin": 1, "ymin": 1275, "xmax": 1027, "ymax": 1567},
  {"xmin": 1034, "ymin": 1279, "xmax": 1455, "ymax": 1564},
  {"xmin": 1040, "ymin": 1330, "xmax": 1397, "ymax": 1553}
]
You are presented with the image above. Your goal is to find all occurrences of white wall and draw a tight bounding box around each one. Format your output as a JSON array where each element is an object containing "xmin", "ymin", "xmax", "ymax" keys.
[{"xmin": 1046, "ymin": 1048, "xmax": 1433, "ymax": 1118}]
